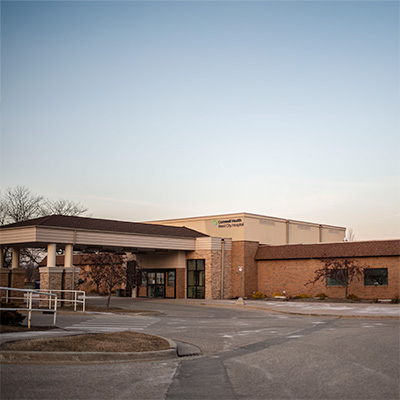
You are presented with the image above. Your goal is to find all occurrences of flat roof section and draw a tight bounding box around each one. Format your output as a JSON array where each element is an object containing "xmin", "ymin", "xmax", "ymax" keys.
[{"xmin": 149, "ymin": 212, "xmax": 346, "ymax": 230}]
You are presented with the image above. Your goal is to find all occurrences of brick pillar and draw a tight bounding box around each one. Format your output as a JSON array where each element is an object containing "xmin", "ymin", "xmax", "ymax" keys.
[
  {"xmin": 9, "ymin": 269, "xmax": 25, "ymax": 304},
  {"xmin": 39, "ymin": 267, "xmax": 63, "ymax": 307},
  {"xmin": 176, "ymin": 268, "xmax": 186, "ymax": 299},
  {"xmin": 231, "ymin": 241, "xmax": 259, "ymax": 298},
  {"xmin": 62, "ymin": 267, "xmax": 81, "ymax": 303},
  {"xmin": 0, "ymin": 268, "xmax": 10, "ymax": 300}
]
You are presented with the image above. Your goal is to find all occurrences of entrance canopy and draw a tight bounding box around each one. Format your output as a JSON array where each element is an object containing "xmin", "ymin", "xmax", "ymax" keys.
[{"xmin": 0, "ymin": 215, "xmax": 209, "ymax": 252}]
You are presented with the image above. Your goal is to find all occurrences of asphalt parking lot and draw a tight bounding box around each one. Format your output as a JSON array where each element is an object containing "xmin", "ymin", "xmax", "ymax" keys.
[{"xmin": 1, "ymin": 297, "xmax": 399, "ymax": 400}]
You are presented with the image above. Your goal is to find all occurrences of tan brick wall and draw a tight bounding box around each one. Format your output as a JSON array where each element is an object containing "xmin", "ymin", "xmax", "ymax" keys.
[
  {"xmin": 0, "ymin": 269, "xmax": 10, "ymax": 299},
  {"xmin": 231, "ymin": 241, "xmax": 259, "ymax": 298},
  {"xmin": 186, "ymin": 250, "xmax": 217, "ymax": 299},
  {"xmin": 0, "ymin": 269, "xmax": 9, "ymax": 283},
  {"xmin": 39, "ymin": 267, "xmax": 63, "ymax": 307},
  {"xmin": 257, "ymin": 256, "xmax": 400, "ymax": 299},
  {"xmin": 222, "ymin": 247, "xmax": 232, "ymax": 299},
  {"xmin": 165, "ymin": 283, "xmax": 175, "ymax": 298},
  {"xmin": 175, "ymin": 268, "xmax": 185, "ymax": 299},
  {"xmin": 185, "ymin": 248, "xmax": 231, "ymax": 299},
  {"xmin": 138, "ymin": 285, "xmax": 147, "ymax": 297},
  {"xmin": 8, "ymin": 269, "xmax": 25, "ymax": 303},
  {"xmin": 62, "ymin": 267, "xmax": 81, "ymax": 300}
]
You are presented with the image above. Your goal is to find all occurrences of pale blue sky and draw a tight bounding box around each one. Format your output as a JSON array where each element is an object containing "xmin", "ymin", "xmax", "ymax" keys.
[{"xmin": 1, "ymin": 1, "xmax": 399, "ymax": 240}]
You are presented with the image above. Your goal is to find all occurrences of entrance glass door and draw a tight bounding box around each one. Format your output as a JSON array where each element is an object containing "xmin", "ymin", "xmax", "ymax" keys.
[
  {"xmin": 147, "ymin": 272, "xmax": 165, "ymax": 298},
  {"xmin": 187, "ymin": 259, "xmax": 205, "ymax": 299},
  {"xmin": 144, "ymin": 270, "xmax": 176, "ymax": 298},
  {"xmin": 155, "ymin": 272, "xmax": 165, "ymax": 298}
]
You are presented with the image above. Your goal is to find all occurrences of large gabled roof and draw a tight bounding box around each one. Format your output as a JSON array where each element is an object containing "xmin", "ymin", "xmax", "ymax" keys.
[
  {"xmin": 255, "ymin": 240, "xmax": 400, "ymax": 260},
  {"xmin": 0, "ymin": 215, "xmax": 208, "ymax": 239}
]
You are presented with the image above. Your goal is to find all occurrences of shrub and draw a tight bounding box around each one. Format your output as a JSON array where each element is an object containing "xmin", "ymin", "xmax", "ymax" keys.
[
  {"xmin": 293, "ymin": 293, "xmax": 310, "ymax": 300},
  {"xmin": 391, "ymin": 295, "xmax": 399, "ymax": 304},
  {"xmin": 252, "ymin": 291, "xmax": 266, "ymax": 299},
  {"xmin": 298, "ymin": 293, "xmax": 309, "ymax": 298},
  {"xmin": 273, "ymin": 292, "xmax": 284, "ymax": 297},
  {"xmin": 0, "ymin": 302, "xmax": 26, "ymax": 326},
  {"xmin": 315, "ymin": 293, "xmax": 328, "ymax": 299},
  {"xmin": 347, "ymin": 294, "xmax": 360, "ymax": 301}
]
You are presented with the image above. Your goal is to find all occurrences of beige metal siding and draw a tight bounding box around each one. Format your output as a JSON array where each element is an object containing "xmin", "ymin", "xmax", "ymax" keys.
[
  {"xmin": 0, "ymin": 227, "xmax": 37, "ymax": 245},
  {"xmin": 320, "ymin": 226, "xmax": 346, "ymax": 242},
  {"xmin": 75, "ymin": 230, "xmax": 196, "ymax": 250},
  {"xmin": 36, "ymin": 227, "xmax": 76, "ymax": 244},
  {"xmin": 288, "ymin": 223, "xmax": 320, "ymax": 244}
]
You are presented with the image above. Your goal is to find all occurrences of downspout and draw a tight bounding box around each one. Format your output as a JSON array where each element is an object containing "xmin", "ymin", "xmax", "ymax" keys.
[
  {"xmin": 72, "ymin": 230, "xmax": 77, "ymax": 290},
  {"xmin": 286, "ymin": 220, "xmax": 290, "ymax": 244},
  {"xmin": 220, "ymin": 239, "xmax": 225, "ymax": 299}
]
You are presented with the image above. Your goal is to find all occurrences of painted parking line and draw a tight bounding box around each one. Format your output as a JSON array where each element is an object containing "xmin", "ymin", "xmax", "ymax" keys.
[{"xmin": 65, "ymin": 314, "xmax": 157, "ymax": 333}]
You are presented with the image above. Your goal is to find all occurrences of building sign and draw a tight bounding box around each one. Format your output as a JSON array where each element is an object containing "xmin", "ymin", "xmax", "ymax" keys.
[{"xmin": 212, "ymin": 218, "xmax": 244, "ymax": 228}]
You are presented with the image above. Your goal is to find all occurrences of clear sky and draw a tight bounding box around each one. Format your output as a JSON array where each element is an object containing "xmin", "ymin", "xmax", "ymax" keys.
[{"xmin": 1, "ymin": 0, "xmax": 399, "ymax": 240}]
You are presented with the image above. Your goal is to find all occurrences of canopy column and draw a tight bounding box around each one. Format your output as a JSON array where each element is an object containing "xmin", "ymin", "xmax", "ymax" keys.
[
  {"xmin": 12, "ymin": 248, "xmax": 20, "ymax": 269},
  {"xmin": 64, "ymin": 244, "xmax": 73, "ymax": 267},
  {"xmin": 63, "ymin": 244, "xmax": 80, "ymax": 299},
  {"xmin": 47, "ymin": 243, "xmax": 57, "ymax": 267},
  {"xmin": 9, "ymin": 248, "xmax": 25, "ymax": 300}
]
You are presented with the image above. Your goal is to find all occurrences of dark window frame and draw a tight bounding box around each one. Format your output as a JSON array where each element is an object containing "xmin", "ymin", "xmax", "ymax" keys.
[
  {"xmin": 364, "ymin": 268, "xmax": 388, "ymax": 286},
  {"xmin": 187, "ymin": 259, "xmax": 206, "ymax": 299}
]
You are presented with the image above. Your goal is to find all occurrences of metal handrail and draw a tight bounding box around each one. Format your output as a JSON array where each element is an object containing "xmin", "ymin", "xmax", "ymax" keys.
[
  {"xmin": 0, "ymin": 286, "xmax": 57, "ymax": 328},
  {"xmin": 37, "ymin": 289, "xmax": 86, "ymax": 312}
]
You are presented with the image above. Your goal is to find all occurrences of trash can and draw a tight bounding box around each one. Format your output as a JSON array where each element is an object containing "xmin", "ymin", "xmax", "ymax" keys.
[{"xmin": 34, "ymin": 280, "xmax": 40, "ymax": 289}]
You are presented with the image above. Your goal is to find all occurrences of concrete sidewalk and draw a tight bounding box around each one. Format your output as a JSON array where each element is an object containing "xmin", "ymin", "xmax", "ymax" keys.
[{"xmin": 199, "ymin": 298, "xmax": 400, "ymax": 318}]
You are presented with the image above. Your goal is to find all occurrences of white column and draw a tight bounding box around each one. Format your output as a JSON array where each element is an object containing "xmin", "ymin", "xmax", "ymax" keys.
[
  {"xmin": 12, "ymin": 248, "xmax": 20, "ymax": 269},
  {"xmin": 64, "ymin": 244, "xmax": 73, "ymax": 267},
  {"xmin": 47, "ymin": 244, "xmax": 57, "ymax": 267}
]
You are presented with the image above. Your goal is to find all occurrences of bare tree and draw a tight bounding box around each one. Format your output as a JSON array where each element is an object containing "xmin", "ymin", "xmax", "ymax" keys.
[
  {"xmin": 0, "ymin": 186, "xmax": 87, "ymax": 226},
  {"xmin": 83, "ymin": 252, "xmax": 126, "ymax": 308},
  {"xmin": 41, "ymin": 198, "xmax": 87, "ymax": 217},
  {"xmin": 346, "ymin": 228, "xmax": 356, "ymax": 241},
  {"xmin": 0, "ymin": 186, "xmax": 44, "ymax": 225},
  {"xmin": 0, "ymin": 186, "xmax": 88, "ymax": 271},
  {"xmin": 306, "ymin": 258, "xmax": 366, "ymax": 299}
]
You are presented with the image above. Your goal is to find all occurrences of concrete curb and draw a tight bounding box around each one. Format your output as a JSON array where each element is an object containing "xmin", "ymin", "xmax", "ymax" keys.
[
  {"xmin": 197, "ymin": 301, "xmax": 400, "ymax": 319},
  {"xmin": 0, "ymin": 336, "xmax": 178, "ymax": 364},
  {"xmin": 237, "ymin": 305, "xmax": 400, "ymax": 319}
]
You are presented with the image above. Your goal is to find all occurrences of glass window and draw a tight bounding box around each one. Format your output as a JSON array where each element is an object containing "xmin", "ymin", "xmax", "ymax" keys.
[
  {"xmin": 197, "ymin": 259, "xmax": 205, "ymax": 271},
  {"xmin": 187, "ymin": 270, "xmax": 196, "ymax": 286},
  {"xmin": 147, "ymin": 272, "xmax": 155, "ymax": 285},
  {"xmin": 187, "ymin": 259, "xmax": 206, "ymax": 299},
  {"xmin": 156, "ymin": 272, "xmax": 164, "ymax": 285},
  {"xmin": 364, "ymin": 268, "xmax": 388, "ymax": 286},
  {"xmin": 167, "ymin": 271, "xmax": 175, "ymax": 287},
  {"xmin": 187, "ymin": 260, "xmax": 196, "ymax": 271}
]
